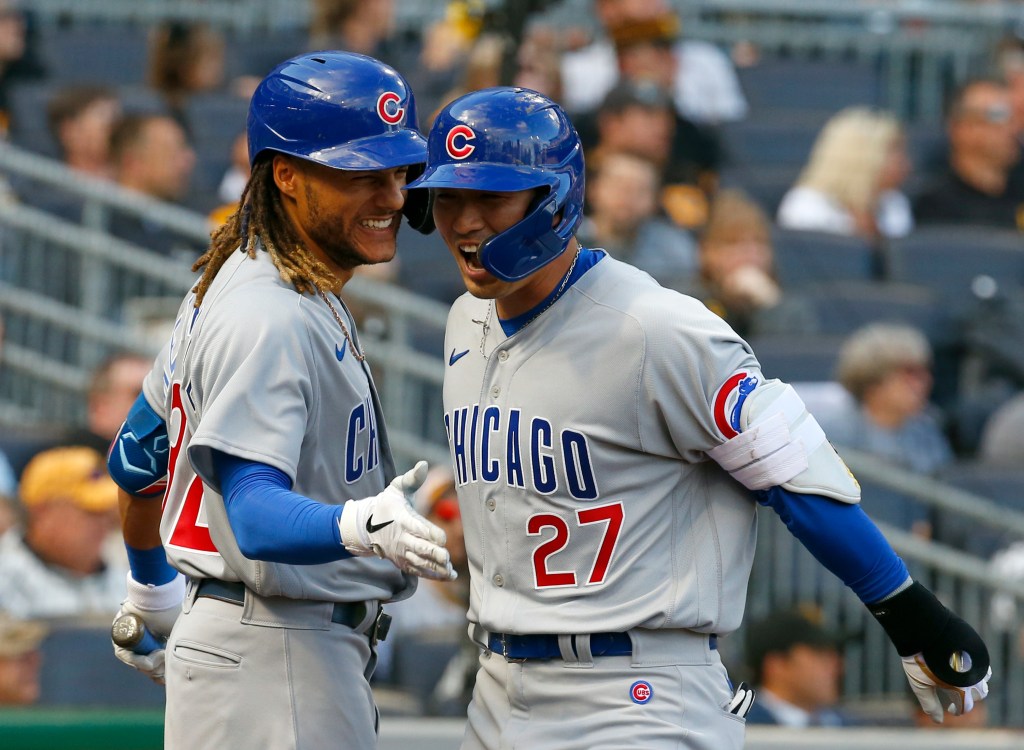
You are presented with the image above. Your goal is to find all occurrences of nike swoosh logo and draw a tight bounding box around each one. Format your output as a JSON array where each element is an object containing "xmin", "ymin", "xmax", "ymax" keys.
[
  {"xmin": 449, "ymin": 348, "xmax": 470, "ymax": 366},
  {"xmin": 335, "ymin": 340, "xmax": 347, "ymax": 361},
  {"xmin": 366, "ymin": 515, "xmax": 394, "ymax": 534}
]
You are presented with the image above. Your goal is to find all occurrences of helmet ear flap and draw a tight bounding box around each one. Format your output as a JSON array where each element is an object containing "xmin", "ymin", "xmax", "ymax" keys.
[
  {"xmin": 478, "ymin": 192, "xmax": 563, "ymax": 281},
  {"xmin": 403, "ymin": 188, "xmax": 434, "ymax": 234},
  {"xmin": 402, "ymin": 164, "xmax": 435, "ymax": 234}
]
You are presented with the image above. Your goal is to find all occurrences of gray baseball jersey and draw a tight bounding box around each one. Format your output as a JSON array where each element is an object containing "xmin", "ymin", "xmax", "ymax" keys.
[
  {"xmin": 141, "ymin": 247, "xmax": 414, "ymax": 603},
  {"xmin": 442, "ymin": 256, "xmax": 760, "ymax": 637}
]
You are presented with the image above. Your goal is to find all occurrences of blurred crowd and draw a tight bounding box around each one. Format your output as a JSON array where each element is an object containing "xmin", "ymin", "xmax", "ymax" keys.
[{"xmin": 0, "ymin": 0, "xmax": 1022, "ymax": 728}]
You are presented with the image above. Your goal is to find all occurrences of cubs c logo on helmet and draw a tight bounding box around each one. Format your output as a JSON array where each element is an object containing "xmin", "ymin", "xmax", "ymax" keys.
[
  {"xmin": 712, "ymin": 371, "xmax": 759, "ymax": 439},
  {"xmin": 446, "ymin": 124, "xmax": 476, "ymax": 159},
  {"xmin": 376, "ymin": 91, "xmax": 405, "ymax": 125}
]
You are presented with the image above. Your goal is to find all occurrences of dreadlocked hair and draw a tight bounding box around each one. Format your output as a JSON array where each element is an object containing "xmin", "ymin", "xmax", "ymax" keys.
[{"xmin": 192, "ymin": 157, "xmax": 342, "ymax": 306}]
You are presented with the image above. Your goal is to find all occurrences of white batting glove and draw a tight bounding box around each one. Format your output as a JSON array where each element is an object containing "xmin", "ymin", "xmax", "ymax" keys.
[
  {"xmin": 338, "ymin": 461, "xmax": 456, "ymax": 581},
  {"xmin": 112, "ymin": 571, "xmax": 185, "ymax": 684},
  {"xmin": 112, "ymin": 613, "xmax": 167, "ymax": 685},
  {"xmin": 901, "ymin": 654, "xmax": 992, "ymax": 723}
]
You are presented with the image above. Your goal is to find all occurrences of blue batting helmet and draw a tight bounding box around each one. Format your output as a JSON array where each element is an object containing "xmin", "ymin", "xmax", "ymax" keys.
[
  {"xmin": 246, "ymin": 51, "xmax": 426, "ymax": 172},
  {"xmin": 407, "ymin": 87, "xmax": 585, "ymax": 281}
]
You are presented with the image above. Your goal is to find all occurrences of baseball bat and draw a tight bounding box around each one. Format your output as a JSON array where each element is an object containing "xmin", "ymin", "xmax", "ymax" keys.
[{"xmin": 111, "ymin": 612, "xmax": 163, "ymax": 655}]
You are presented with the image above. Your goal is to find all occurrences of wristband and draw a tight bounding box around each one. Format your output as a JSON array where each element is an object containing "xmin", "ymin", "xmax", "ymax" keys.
[{"xmin": 868, "ymin": 581, "xmax": 989, "ymax": 686}]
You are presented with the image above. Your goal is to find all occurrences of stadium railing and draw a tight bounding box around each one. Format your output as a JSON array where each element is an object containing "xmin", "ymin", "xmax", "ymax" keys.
[{"xmin": 1, "ymin": 142, "xmax": 1021, "ymax": 726}]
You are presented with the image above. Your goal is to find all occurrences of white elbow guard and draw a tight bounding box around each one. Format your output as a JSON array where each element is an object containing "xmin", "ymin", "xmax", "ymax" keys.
[{"xmin": 707, "ymin": 380, "xmax": 860, "ymax": 503}]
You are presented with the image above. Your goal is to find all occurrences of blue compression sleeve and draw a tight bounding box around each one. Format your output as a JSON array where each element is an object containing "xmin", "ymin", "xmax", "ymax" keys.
[
  {"xmin": 757, "ymin": 487, "xmax": 909, "ymax": 604},
  {"xmin": 125, "ymin": 544, "xmax": 178, "ymax": 586},
  {"xmin": 212, "ymin": 451, "xmax": 349, "ymax": 565}
]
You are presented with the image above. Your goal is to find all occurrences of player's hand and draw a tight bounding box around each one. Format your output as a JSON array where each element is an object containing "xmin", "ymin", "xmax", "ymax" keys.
[
  {"xmin": 338, "ymin": 461, "xmax": 456, "ymax": 581},
  {"xmin": 901, "ymin": 654, "xmax": 992, "ymax": 723},
  {"xmin": 112, "ymin": 571, "xmax": 185, "ymax": 683},
  {"xmin": 112, "ymin": 606, "xmax": 167, "ymax": 685}
]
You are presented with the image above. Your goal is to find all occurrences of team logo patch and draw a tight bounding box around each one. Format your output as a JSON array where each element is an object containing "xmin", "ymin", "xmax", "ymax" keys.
[
  {"xmin": 446, "ymin": 124, "xmax": 476, "ymax": 159},
  {"xmin": 712, "ymin": 371, "xmax": 759, "ymax": 439},
  {"xmin": 376, "ymin": 92, "xmax": 405, "ymax": 125},
  {"xmin": 630, "ymin": 680, "xmax": 653, "ymax": 705}
]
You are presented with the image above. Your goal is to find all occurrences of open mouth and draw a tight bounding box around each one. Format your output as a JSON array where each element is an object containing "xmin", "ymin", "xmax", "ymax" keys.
[
  {"xmin": 460, "ymin": 242, "xmax": 484, "ymax": 271},
  {"xmin": 361, "ymin": 217, "xmax": 394, "ymax": 230}
]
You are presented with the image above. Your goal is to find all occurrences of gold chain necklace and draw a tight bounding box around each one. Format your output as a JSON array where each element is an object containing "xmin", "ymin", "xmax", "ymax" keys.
[
  {"xmin": 318, "ymin": 290, "xmax": 366, "ymax": 362},
  {"xmin": 478, "ymin": 247, "xmax": 581, "ymax": 360}
]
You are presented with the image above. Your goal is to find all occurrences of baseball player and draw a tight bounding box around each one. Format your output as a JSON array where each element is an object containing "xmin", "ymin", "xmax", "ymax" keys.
[
  {"xmin": 406, "ymin": 87, "xmax": 992, "ymax": 749},
  {"xmin": 104, "ymin": 52, "xmax": 454, "ymax": 750}
]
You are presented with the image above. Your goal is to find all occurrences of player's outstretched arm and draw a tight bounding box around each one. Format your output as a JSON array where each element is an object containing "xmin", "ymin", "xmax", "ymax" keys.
[
  {"xmin": 339, "ymin": 461, "xmax": 456, "ymax": 581},
  {"xmin": 213, "ymin": 452, "xmax": 455, "ymax": 580},
  {"xmin": 705, "ymin": 379, "xmax": 991, "ymax": 722}
]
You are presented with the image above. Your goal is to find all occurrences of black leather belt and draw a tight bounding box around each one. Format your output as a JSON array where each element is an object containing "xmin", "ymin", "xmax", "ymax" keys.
[
  {"xmin": 194, "ymin": 579, "xmax": 390, "ymax": 642},
  {"xmin": 487, "ymin": 631, "xmax": 717, "ymax": 661}
]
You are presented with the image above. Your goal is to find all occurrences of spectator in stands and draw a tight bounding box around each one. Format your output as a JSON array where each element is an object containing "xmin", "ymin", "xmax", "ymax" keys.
[
  {"xmin": 777, "ymin": 107, "xmax": 914, "ymax": 241},
  {"xmin": 977, "ymin": 392, "xmax": 1024, "ymax": 466},
  {"xmin": 45, "ymin": 84, "xmax": 121, "ymax": 180},
  {"xmin": 378, "ymin": 467, "xmax": 473, "ymax": 716},
  {"xmin": 993, "ymin": 34, "xmax": 1024, "ymax": 147},
  {"xmin": 686, "ymin": 189, "xmax": 817, "ymax": 337},
  {"xmin": 578, "ymin": 150, "xmax": 697, "ymax": 290},
  {"xmin": 560, "ymin": 0, "xmax": 747, "ymax": 124},
  {"xmin": 60, "ymin": 352, "xmax": 152, "ymax": 456},
  {"xmin": 147, "ymin": 22, "xmax": 234, "ymax": 129},
  {"xmin": 107, "ymin": 112, "xmax": 199, "ymax": 257},
  {"xmin": 310, "ymin": 0, "xmax": 394, "ymax": 55},
  {"xmin": 744, "ymin": 608, "xmax": 852, "ymax": 727},
  {"xmin": 0, "ymin": 446, "xmax": 127, "ymax": 620},
  {"xmin": 208, "ymin": 131, "xmax": 249, "ymax": 228},
  {"xmin": 0, "ymin": 614, "xmax": 46, "ymax": 705},
  {"xmin": 913, "ymin": 78, "xmax": 1024, "ymax": 232},
  {"xmin": 606, "ymin": 16, "xmax": 725, "ymax": 196},
  {"xmin": 308, "ymin": 0, "xmax": 422, "ymax": 84},
  {"xmin": 0, "ymin": 0, "xmax": 46, "ymax": 136},
  {"xmin": 827, "ymin": 323, "xmax": 954, "ymax": 479},
  {"xmin": 586, "ymin": 79, "xmax": 715, "ymax": 229},
  {"xmin": 110, "ymin": 113, "xmax": 195, "ymax": 204}
]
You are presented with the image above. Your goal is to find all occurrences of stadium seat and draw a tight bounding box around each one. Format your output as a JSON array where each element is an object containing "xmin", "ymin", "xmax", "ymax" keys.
[
  {"xmin": 38, "ymin": 26, "xmax": 150, "ymax": 86},
  {"xmin": 737, "ymin": 57, "xmax": 882, "ymax": 116},
  {"xmin": 770, "ymin": 227, "xmax": 880, "ymax": 288},
  {"xmin": 720, "ymin": 114, "xmax": 824, "ymax": 169},
  {"xmin": 884, "ymin": 226, "xmax": 1024, "ymax": 305},
  {"xmin": 718, "ymin": 164, "xmax": 801, "ymax": 216},
  {"xmin": 791, "ymin": 280, "xmax": 948, "ymax": 342},
  {"xmin": 744, "ymin": 332, "xmax": 846, "ymax": 383}
]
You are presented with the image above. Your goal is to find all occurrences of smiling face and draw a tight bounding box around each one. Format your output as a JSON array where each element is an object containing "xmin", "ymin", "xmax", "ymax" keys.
[
  {"xmin": 432, "ymin": 186, "xmax": 575, "ymax": 319},
  {"xmin": 275, "ymin": 155, "xmax": 409, "ymax": 279}
]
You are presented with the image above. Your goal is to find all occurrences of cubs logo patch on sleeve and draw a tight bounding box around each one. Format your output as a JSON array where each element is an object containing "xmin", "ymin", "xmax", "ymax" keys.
[{"xmin": 712, "ymin": 371, "xmax": 759, "ymax": 439}]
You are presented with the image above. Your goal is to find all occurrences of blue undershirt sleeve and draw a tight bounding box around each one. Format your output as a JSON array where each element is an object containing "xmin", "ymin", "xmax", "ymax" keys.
[
  {"xmin": 212, "ymin": 450, "xmax": 349, "ymax": 565},
  {"xmin": 756, "ymin": 487, "xmax": 910, "ymax": 604}
]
